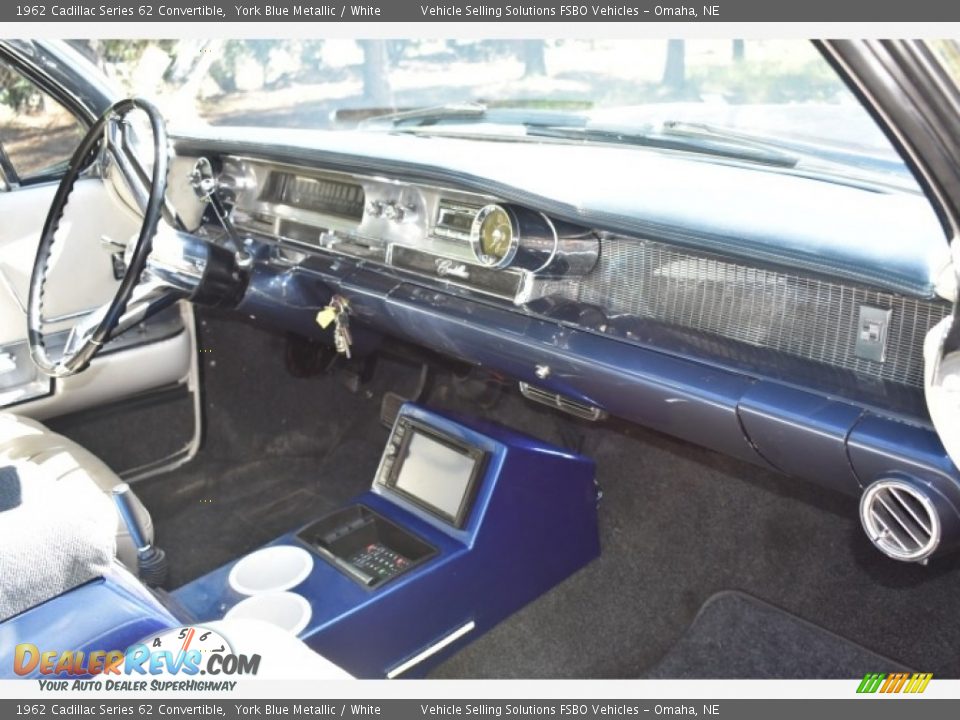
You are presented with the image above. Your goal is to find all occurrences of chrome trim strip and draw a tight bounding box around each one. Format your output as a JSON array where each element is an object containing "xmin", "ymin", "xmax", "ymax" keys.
[
  {"xmin": 386, "ymin": 621, "xmax": 475, "ymax": 679},
  {"xmin": 122, "ymin": 302, "xmax": 202, "ymax": 482},
  {"xmin": 519, "ymin": 382, "xmax": 608, "ymax": 421},
  {"xmin": 0, "ymin": 265, "xmax": 26, "ymax": 315},
  {"xmin": 43, "ymin": 307, "xmax": 99, "ymax": 324}
]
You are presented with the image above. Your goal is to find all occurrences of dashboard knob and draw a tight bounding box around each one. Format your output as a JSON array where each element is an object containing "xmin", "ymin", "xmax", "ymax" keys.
[{"xmin": 384, "ymin": 202, "xmax": 404, "ymax": 221}]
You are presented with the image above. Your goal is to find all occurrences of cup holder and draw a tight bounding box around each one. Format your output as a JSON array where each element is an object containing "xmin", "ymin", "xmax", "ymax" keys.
[
  {"xmin": 224, "ymin": 591, "xmax": 312, "ymax": 636},
  {"xmin": 228, "ymin": 545, "xmax": 313, "ymax": 596}
]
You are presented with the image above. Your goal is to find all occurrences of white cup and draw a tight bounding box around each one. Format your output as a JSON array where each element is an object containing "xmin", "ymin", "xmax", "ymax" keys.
[
  {"xmin": 228, "ymin": 545, "xmax": 313, "ymax": 596},
  {"xmin": 224, "ymin": 591, "xmax": 312, "ymax": 636}
]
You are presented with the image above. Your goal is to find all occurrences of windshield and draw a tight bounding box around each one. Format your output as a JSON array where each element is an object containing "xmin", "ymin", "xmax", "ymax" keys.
[{"xmin": 65, "ymin": 39, "xmax": 916, "ymax": 184}]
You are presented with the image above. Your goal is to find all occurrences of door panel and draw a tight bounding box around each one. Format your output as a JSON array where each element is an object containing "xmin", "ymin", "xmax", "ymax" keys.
[
  {"xmin": 16, "ymin": 304, "xmax": 194, "ymax": 421},
  {"xmin": 0, "ymin": 43, "xmax": 201, "ymax": 478},
  {"xmin": 0, "ymin": 177, "xmax": 197, "ymax": 424},
  {"xmin": 0, "ymin": 178, "xmax": 138, "ymax": 344}
]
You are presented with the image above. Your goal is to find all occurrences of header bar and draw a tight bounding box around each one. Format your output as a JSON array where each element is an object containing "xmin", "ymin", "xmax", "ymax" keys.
[{"xmin": 4, "ymin": 0, "xmax": 960, "ymax": 24}]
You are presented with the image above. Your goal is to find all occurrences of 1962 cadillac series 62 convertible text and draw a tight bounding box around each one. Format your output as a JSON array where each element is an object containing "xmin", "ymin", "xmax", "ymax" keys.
[{"xmin": 2, "ymin": 38, "xmax": 960, "ymax": 679}]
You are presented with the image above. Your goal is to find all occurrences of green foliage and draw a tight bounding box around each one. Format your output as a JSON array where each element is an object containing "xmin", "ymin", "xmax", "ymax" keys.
[
  {"xmin": 0, "ymin": 65, "xmax": 42, "ymax": 113},
  {"xmin": 447, "ymin": 40, "xmax": 525, "ymax": 62},
  {"xmin": 245, "ymin": 40, "xmax": 274, "ymax": 67},
  {"xmin": 209, "ymin": 41, "xmax": 245, "ymax": 92},
  {"xmin": 98, "ymin": 40, "xmax": 150, "ymax": 63},
  {"xmin": 209, "ymin": 40, "xmax": 282, "ymax": 92},
  {"xmin": 69, "ymin": 40, "xmax": 176, "ymax": 65},
  {"xmin": 299, "ymin": 40, "xmax": 326, "ymax": 73},
  {"xmin": 688, "ymin": 59, "xmax": 847, "ymax": 104}
]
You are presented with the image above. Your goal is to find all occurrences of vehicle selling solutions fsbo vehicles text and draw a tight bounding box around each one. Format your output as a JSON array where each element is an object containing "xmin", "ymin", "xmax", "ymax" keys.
[{"xmin": 418, "ymin": 5, "xmax": 708, "ymax": 18}]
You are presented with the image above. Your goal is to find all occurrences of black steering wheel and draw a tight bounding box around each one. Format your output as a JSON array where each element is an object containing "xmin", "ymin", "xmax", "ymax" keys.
[{"xmin": 27, "ymin": 97, "xmax": 169, "ymax": 377}]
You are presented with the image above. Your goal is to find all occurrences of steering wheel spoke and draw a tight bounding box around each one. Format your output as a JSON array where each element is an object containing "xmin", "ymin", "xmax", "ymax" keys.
[
  {"xmin": 59, "ymin": 304, "xmax": 108, "ymax": 367},
  {"xmin": 112, "ymin": 274, "xmax": 179, "ymax": 337},
  {"xmin": 32, "ymin": 256, "xmax": 187, "ymax": 379},
  {"xmin": 104, "ymin": 115, "xmax": 152, "ymax": 215}
]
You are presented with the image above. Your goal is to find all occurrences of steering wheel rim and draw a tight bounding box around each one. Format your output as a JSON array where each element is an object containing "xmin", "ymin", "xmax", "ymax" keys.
[{"xmin": 27, "ymin": 97, "xmax": 169, "ymax": 378}]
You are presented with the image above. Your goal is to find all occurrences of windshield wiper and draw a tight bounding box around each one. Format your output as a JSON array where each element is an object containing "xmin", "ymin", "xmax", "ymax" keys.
[
  {"xmin": 661, "ymin": 120, "xmax": 801, "ymax": 158},
  {"xmin": 662, "ymin": 120, "xmax": 911, "ymax": 178},
  {"xmin": 368, "ymin": 108, "xmax": 798, "ymax": 167},
  {"xmin": 361, "ymin": 109, "xmax": 913, "ymax": 186},
  {"xmin": 363, "ymin": 108, "xmax": 797, "ymax": 168},
  {"xmin": 362, "ymin": 102, "xmax": 590, "ymax": 130},
  {"xmin": 524, "ymin": 121, "xmax": 800, "ymax": 168},
  {"xmin": 361, "ymin": 103, "xmax": 488, "ymax": 127}
]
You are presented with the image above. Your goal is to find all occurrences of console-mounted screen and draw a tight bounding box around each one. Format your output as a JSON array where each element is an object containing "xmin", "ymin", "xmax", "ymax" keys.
[{"xmin": 382, "ymin": 421, "xmax": 486, "ymax": 527}]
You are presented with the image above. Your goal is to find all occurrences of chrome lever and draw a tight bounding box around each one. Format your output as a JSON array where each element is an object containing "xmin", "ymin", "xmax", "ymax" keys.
[
  {"xmin": 100, "ymin": 235, "xmax": 126, "ymax": 250},
  {"xmin": 189, "ymin": 157, "xmax": 248, "ymax": 261}
]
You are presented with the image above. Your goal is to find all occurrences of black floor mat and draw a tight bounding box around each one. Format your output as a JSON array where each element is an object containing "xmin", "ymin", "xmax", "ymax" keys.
[
  {"xmin": 646, "ymin": 591, "xmax": 908, "ymax": 679},
  {"xmin": 48, "ymin": 386, "xmax": 195, "ymax": 477},
  {"xmin": 133, "ymin": 313, "xmax": 401, "ymax": 587}
]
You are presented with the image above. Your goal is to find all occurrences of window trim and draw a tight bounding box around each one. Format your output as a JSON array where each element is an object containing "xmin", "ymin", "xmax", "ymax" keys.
[
  {"xmin": 0, "ymin": 45, "xmax": 99, "ymax": 189},
  {"xmin": 0, "ymin": 142, "xmax": 19, "ymax": 189},
  {"xmin": 0, "ymin": 40, "xmax": 114, "ymax": 127}
]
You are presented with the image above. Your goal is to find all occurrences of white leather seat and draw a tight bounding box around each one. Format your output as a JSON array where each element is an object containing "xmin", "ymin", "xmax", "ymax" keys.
[{"xmin": 0, "ymin": 412, "xmax": 153, "ymax": 571}]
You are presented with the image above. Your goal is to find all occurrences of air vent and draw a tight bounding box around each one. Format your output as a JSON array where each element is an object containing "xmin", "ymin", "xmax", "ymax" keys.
[
  {"xmin": 519, "ymin": 382, "xmax": 607, "ymax": 422},
  {"xmin": 860, "ymin": 478, "xmax": 940, "ymax": 563}
]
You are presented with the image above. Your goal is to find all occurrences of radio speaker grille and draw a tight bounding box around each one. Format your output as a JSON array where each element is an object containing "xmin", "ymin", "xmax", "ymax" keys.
[{"xmin": 544, "ymin": 237, "xmax": 949, "ymax": 389}]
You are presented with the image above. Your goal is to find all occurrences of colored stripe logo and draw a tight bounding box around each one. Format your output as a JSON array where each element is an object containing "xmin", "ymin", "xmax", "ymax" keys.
[{"xmin": 857, "ymin": 672, "xmax": 933, "ymax": 694}]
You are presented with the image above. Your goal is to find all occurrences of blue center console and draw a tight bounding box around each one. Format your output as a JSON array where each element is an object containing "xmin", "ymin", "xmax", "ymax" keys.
[{"xmin": 173, "ymin": 403, "xmax": 601, "ymax": 678}]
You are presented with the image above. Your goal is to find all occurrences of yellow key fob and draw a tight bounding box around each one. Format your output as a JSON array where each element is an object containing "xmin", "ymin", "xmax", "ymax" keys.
[{"xmin": 315, "ymin": 307, "xmax": 338, "ymax": 329}]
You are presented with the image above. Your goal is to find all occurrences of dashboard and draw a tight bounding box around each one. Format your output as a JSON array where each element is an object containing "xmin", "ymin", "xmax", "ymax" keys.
[
  {"xmin": 165, "ymin": 133, "xmax": 960, "ymax": 513},
  {"xmin": 220, "ymin": 156, "xmax": 600, "ymax": 305},
  {"xmin": 195, "ymin": 151, "xmax": 949, "ymax": 416}
]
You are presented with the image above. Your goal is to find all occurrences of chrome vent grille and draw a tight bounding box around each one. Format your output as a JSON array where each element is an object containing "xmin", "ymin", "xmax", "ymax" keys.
[
  {"xmin": 519, "ymin": 382, "xmax": 608, "ymax": 421},
  {"xmin": 538, "ymin": 237, "xmax": 949, "ymax": 388},
  {"xmin": 860, "ymin": 479, "xmax": 940, "ymax": 562}
]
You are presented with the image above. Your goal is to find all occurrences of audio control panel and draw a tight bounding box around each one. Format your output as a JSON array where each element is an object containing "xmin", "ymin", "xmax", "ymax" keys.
[
  {"xmin": 374, "ymin": 415, "xmax": 486, "ymax": 528},
  {"xmin": 347, "ymin": 543, "xmax": 411, "ymax": 583}
]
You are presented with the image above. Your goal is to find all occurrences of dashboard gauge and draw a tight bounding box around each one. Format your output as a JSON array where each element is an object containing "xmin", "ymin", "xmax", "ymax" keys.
[{"xmin": 471, "ymin": 204, "xmax": 517, "ymax": 267}]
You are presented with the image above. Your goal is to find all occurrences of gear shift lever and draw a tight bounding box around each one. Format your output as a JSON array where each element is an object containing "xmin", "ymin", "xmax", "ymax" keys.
[{"xmin": 112, "ymin": 483, "xmax": 167, "ymax": 586}]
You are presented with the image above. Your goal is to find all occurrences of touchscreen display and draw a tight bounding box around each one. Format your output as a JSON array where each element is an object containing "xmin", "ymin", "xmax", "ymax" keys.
[{"xmin": 393, "ymin": 430, "xmax": 478, "ymax": 521}]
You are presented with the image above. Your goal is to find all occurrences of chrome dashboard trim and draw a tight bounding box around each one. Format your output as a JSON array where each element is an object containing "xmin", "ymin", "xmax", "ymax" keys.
[
  {"xmin": 434, "ymin": 199, "xmax": 482, "ymax": 242},
  {"xmin": 174, "ymin": 131, "xmax": 945, "ymax": 299},
  {"xmin": 218, "ymin": 154, "xmax": 595, "ymax": 303}
]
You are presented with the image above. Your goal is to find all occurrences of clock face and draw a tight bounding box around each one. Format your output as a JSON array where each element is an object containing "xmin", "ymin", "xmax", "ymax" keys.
[
  {"xmin": 471, "ymin": 204, "xmax": 515, "ymax": 266},
  {"xmin": 145, "ymin": 626, "xmax": 233, "ymax": 656},
  {"xmin": 478, "ymin": 207, "xmax": 513, "ymax": 261}
]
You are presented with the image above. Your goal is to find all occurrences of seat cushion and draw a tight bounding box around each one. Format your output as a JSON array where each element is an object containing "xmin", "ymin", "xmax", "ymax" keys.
[
  {"xmin": 0, "ymin": 412, "xmax": 153, "ymax": 571},
  {"xmin": 0, "ymin": 461, "xmax": 116, "ymax": 621}
]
